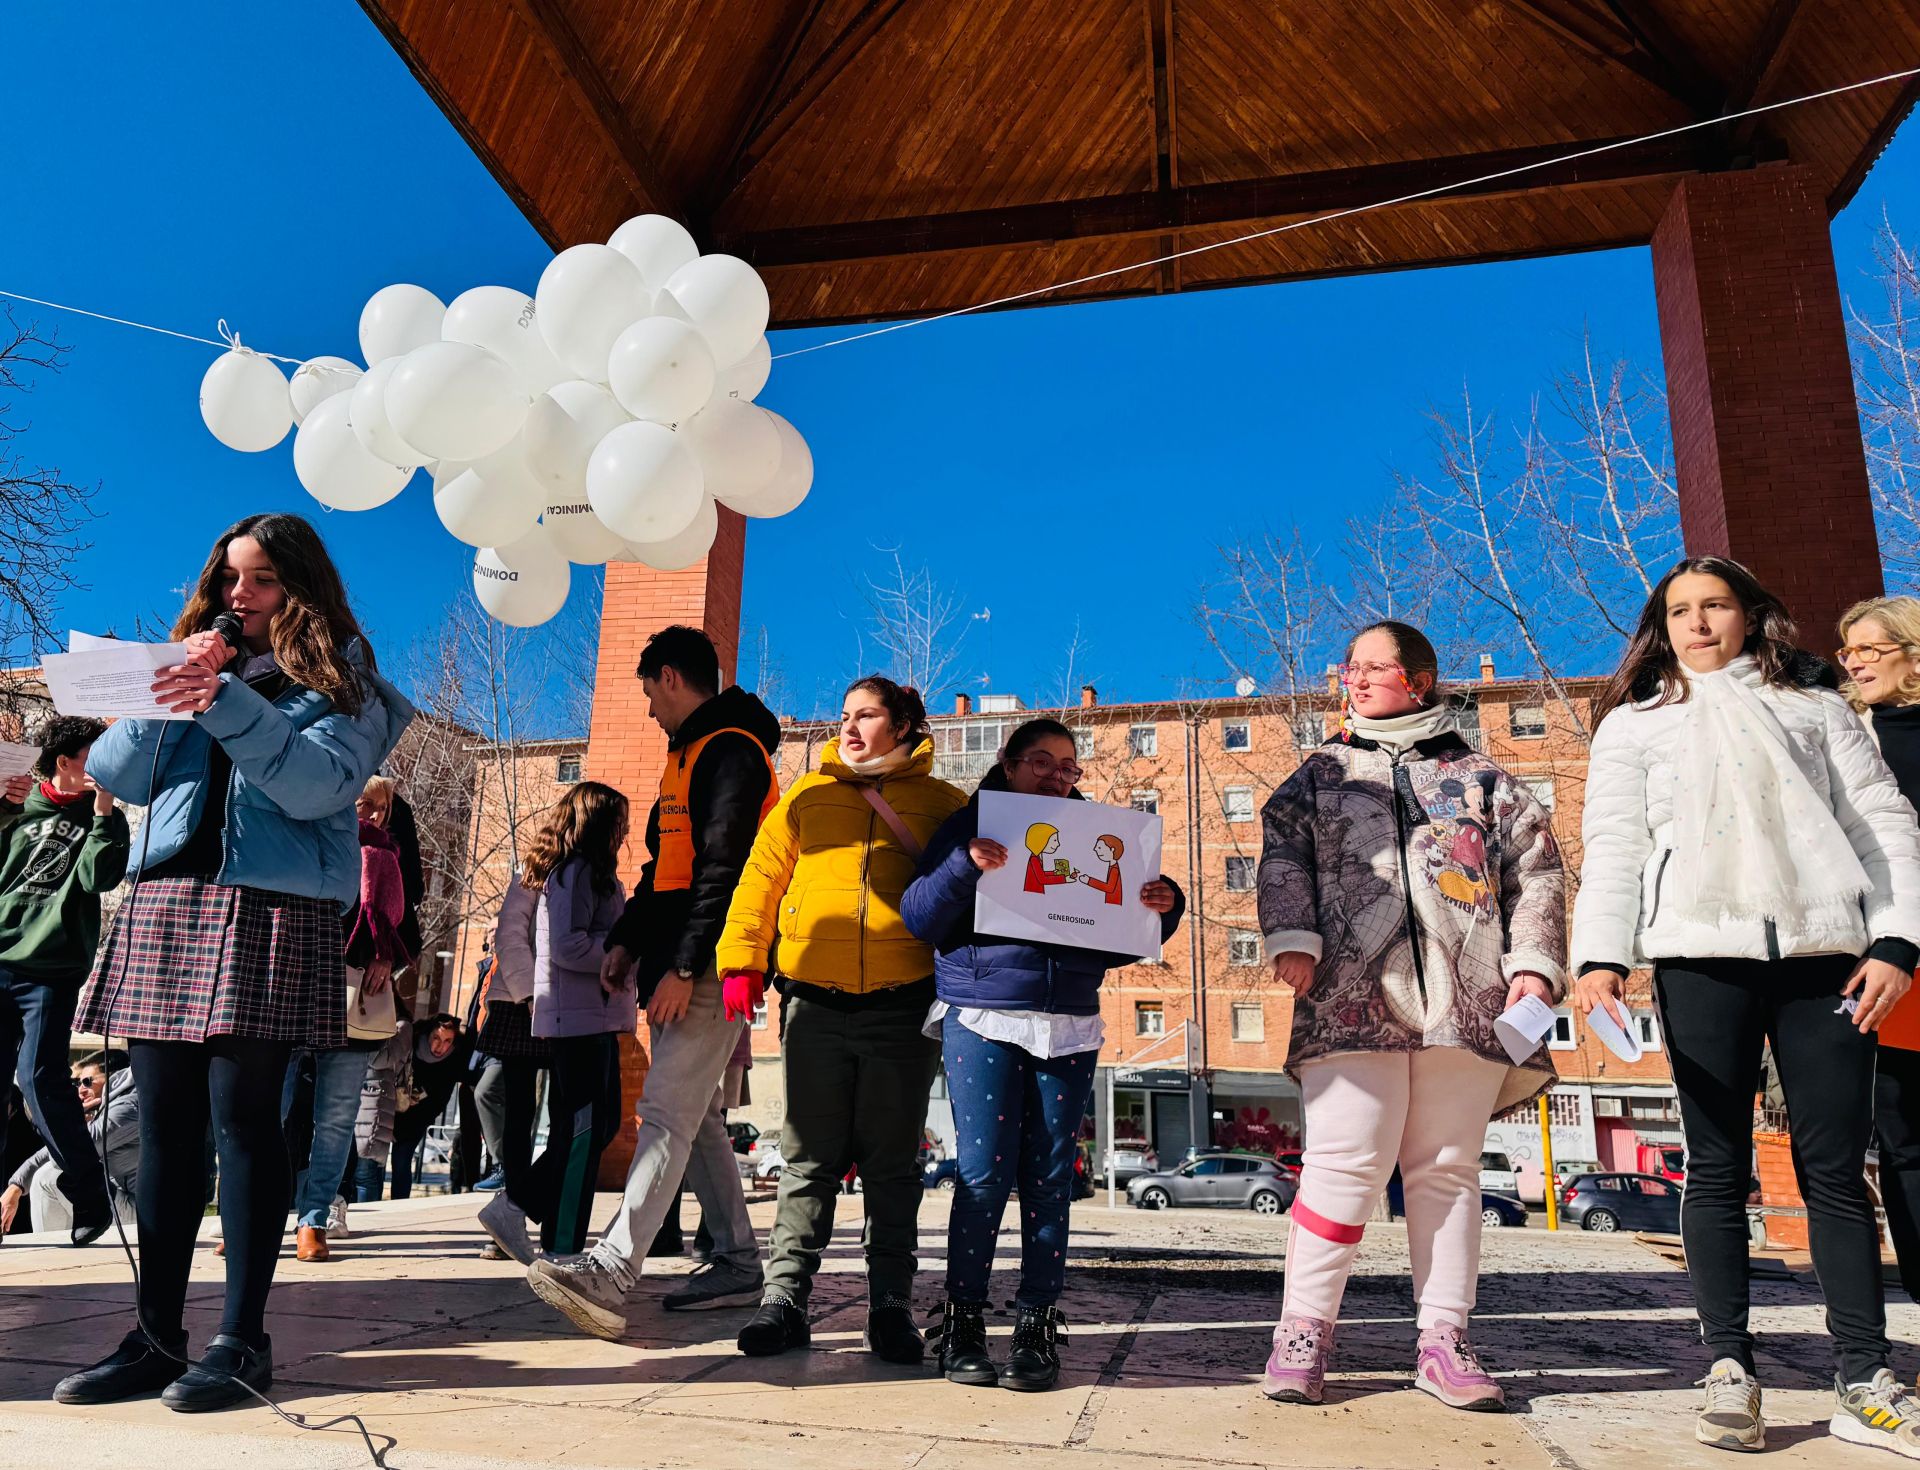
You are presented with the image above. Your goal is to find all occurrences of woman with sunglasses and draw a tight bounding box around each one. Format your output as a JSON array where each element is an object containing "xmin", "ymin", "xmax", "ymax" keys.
[
  {"xmin": 1839, "ymin": 598, "xmax": 1920, "ymax": 1310},
  {"xmin": 1258, "ymin": 620, "xmax": 1565, "ymax": 1413},
  {"xmin": 903, "ymin": 717, "xmax": 1184, "ymax": 1391}
]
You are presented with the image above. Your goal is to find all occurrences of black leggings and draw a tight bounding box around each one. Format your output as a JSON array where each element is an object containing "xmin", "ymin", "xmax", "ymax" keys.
[
  {"xmin": 1656, "ymin": 955, "xmax": 1887, "ymax": 1384},
  {"xmin": 523, "ymin": 1033, "xmax": 621, "ymax": 1255},
  {"xmin": 130, "ymin": 1037, "xmax": 292, "ymax": 1349}
]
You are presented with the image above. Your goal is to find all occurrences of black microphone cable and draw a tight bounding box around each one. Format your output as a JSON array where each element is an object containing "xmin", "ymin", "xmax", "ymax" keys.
[{"xmin": 88, "ymin": 679, "xmax": 392, "ymax": 1465}]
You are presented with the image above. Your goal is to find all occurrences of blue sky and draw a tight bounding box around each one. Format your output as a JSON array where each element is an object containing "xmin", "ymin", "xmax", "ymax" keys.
[{"xmin": 6, "ymin": 1, "xmax": 1918, "ymax": 724}]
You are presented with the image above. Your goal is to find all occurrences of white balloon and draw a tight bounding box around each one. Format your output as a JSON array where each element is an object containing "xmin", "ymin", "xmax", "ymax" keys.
[
  {"xmin": 534, "ymin": 244, "xmax": 652, "ymax": 382},
  {"xmin": 607, "ymin": 214, "xmax": 700, "ymax": 290},
  {"xmin": 522, "ymin": 380, "xmax": 632, "ymax": 492},
  {"xmin": 712, "ymin": 336, "xmax": 772, "ymax": 402},
  {"xmin": 432, "ymin": 443, "xmax": 546, "ymax": 548},
  {"xmin": 442, "ymin": 286, "xmax": 569, "ymax": 395},
  {"xmin": 358, "ymin": 284, "xmax": 446, "ymax": 366},
  {"xmin": 607, "ymin": 317, "xmax": 715, "ymax": 426},
  {"xmin": 682, "ymin": 398, "xmax": 781, "ymax": 506},
  {"xmin": 656, "ymin": 255, "xmax": 770, "ymax": 370},
  {"xmin": 543, "ymin": 497, "xmax": 628, "ymax": 565},
  {"xmin": 741, "ymin": 410, "xmax": 813, "ymax": 518},
  {"xmin": 289, "ymin": 356, "xmax": 362, "ymax": 426},
  {"xmin": 586, "ymin": 420, "xmax": 704, "ymax": 544},
  {"xmin": 474, "ymin": 525, "xmax": 570, "ymax": 628},
  {"xmin": 292, "ymin": 393, "xmax": 411, "ymax": 511},
  {"xmin": 622, "ymin": 494, "xmax": 719, "ymax": 570},
  {"xmin": 385, "ymin": 341, "xmax": 528, "ymax": 462},
  {"xmin": 199, "ymin": 348, "xmax": 292, "ymax": 453},
  {"xmin": 346, "ymin": 357, "xmax": 427, "ymax": 469}
]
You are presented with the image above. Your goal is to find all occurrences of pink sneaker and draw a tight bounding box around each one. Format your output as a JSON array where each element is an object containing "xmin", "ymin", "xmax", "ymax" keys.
[
  {"xmin": 1414, "ymin": 1325, "xmax": 1506, "ymax": 1411},
  {"xmin": 1262, "ymin": 1315, "xmax": 1334, "ymax": 1404}
]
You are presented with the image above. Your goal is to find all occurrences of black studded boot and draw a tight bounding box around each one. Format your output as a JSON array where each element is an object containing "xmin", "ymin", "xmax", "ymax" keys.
[
  {"xmin": 1004, "ymin": 1305, "xmax": 1065, "ymax": 1391},
  {"xmin": 930, "ymin": 1299, "xmax": 997, "ymax": 1386}
]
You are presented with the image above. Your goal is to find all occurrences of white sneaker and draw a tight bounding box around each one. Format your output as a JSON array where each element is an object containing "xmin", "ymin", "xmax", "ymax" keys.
[
  {"xmin": 478, "ymin": 1193, "xmax": 536, "ymax": 1266},
  {"xmin": 1833, "ymin": 1370, "xmax": 1920, "ymax": 1459},
  {"xmin": 1696, "ymin": 1358, "xmax": 1764, "ymax": 1452},
  {"xmin": 326, "ymin": 1196, "xmax": 351, "ymax": 1239}
]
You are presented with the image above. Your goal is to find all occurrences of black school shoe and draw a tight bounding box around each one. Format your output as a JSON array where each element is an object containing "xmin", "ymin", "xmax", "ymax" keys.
[
  {"xmin": 68, "ymin": 1193, "xmax": 114, "ymax": 1247},
  {"xmin": 53, "ymin": 1328, "xmax": 187, "ymax": 1403},
  {"xmin": 161, "ymin": 1333, "xmax": 272, "ymax": 1413},
  {"xmin": 736, "ymin": 1299, "xmax": 810, "ymax": 1357},
  {"xmin": 1004, "ymin": 1306, "xmax": 1066, "ymax": 1392},
  {"xmin": 931, "ymin": 1300, "xmax": 997, "ymax": 1387},
  {"xmin": 865, "ymin": 1304, "xmax": 925, "ymax": 1365}
]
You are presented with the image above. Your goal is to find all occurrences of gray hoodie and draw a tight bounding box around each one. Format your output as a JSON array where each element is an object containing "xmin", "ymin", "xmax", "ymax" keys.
[{"xmin": 10, "ymin": 1066, "xmax": 139, "ymax": 1197}]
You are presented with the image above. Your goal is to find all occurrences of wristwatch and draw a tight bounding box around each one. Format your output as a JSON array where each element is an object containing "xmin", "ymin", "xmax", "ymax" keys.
[{"xmin": 675, "ymin": 966, "xmax": 697, "ymax": 981}]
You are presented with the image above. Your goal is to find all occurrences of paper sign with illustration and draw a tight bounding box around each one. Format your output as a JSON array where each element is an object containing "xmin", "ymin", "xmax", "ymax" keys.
[{"xmin": 974, "ymin": 791, "xmax": 1165, "ymax": 958}]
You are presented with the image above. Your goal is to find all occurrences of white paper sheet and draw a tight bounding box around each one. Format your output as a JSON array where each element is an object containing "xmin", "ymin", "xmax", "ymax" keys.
[
  {"xmin": 1584, "ymin": 996, "xmax": 1645, "ymax": 1062},
  {"xmin": 41, "ymin": 638, "xmax": 192, "ymax": 720},
  {"xmin": 973, "ymin": 790, "xmax": 1166, "ymax": 958},
  {"xmin": 0, "ymin": 740, "xmax": 38, "ymax": 779},
  {"xmin": 1494, "ymin": 993, "xmax": 1557, "ymax": 1064}
]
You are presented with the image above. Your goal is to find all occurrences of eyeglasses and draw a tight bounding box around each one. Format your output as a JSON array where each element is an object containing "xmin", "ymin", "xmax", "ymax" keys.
[
  {"xmin": 1017, "ymin": 753, "xmax": 1084, "ymax": 782},
  {"xmin": 1340, "ymin": 660, "xmax": 1410, "ymax": 686},
  {"xmin": 1838, "ymin": 642, "xmax": 1907, "ymax": 664}
]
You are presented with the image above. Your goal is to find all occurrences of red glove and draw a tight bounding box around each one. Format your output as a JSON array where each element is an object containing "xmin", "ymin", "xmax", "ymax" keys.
[{"xmin": 721, "ymin": 969, "xmax": 765, "ymax": 1023}]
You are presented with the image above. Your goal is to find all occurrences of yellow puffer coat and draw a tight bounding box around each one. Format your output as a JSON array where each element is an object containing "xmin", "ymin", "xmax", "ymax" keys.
[{"xmin": 716, "ymin": 737, "xmax": 967, "ymax": 993}]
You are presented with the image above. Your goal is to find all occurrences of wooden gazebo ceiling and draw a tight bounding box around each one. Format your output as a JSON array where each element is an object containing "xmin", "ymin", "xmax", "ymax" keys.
[{"xmin": 360, "ymin": 0, "xmax": 1920, "ymax": 327}]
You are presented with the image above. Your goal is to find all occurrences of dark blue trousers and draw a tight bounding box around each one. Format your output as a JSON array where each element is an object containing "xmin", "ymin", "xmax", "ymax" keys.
[{"xmin": 0, "ymin": 963, "xmax": 108, "ymax": 1214}]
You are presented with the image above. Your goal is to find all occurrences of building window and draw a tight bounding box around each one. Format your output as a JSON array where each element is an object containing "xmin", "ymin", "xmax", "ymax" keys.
[
  {"xmin": 1549, "ymin": 1009, "xmax": 1577, "ymax": 1050},
  {"xmin": 1130, "ymin": 789, "xmax": 1159, "ymax": 815},
  {"xmin": 751, "ymin": 1000, "xmax": 769, "ymax": 1031},
  {"xmin": 1129, "ymin": 724, "xmax": 1158, "ymax": 758},
  {"xmin": 1135, "ymin": 1001, "xmax": 1165, "ymax": 1037},
  {"xmin": 1223, "ymin": 786, "xmax": 1255, "ymax": 822},
  {"xmin": 1528, "ymin": 777, "xmax": 1556, "ymax": 811},
  {"xmin": 556, "ymin": 754, "xmax": 582, "ymax": 784},
  {"xmin": 1224, "ymin": 855, "xmax": 1255, "ymax": 892},
  {"xmin": 1509, "ymin": 705, "xmax": 1548, "ymax": 739},
  {"xmin": 1632, "ymin": 1010, "xmax": 1662, "ymax": 1051},
  {"xmin": 1074, "ymin": 729, "xmax": 1096, "ymax": 760},
  {"xmin": 1291, "ymin": 714, "xmax": 1323, "ymax": 751},
  {"xmin": 1221, "ymin": 720, "xmax": 1251, "ymax": 751},
  {"xmin": 1228, "ymin": 929, "xmax": 1261, "ymax": 966},
  {"xmin": 1231, "ymin": 1002, "xmax": 1265, "ymax": 1042}
]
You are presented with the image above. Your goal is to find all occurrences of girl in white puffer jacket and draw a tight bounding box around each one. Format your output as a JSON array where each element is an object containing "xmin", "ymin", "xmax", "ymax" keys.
[{"xmin": 1572, "ymin": 556, "xmax": 1920, "ymax": 1459}]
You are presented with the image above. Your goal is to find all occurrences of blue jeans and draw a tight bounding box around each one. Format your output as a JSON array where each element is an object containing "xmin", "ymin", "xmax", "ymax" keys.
[
  {"xmin": 283, "ymin": 1047, "xmax": 373, "ymax": 1229},
  {"xmin": 941, "ymin": 1017, "xmax": 1098, "ymax": 1309},
  {"xmin": 0, "ymin": 964, "xmax": 107, "ymax": 1215}
]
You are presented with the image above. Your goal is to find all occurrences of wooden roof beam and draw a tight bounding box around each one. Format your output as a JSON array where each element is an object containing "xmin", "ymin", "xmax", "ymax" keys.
[
  {"xmin": 719, "ymin": 137, "xmax": 1704, "ymax": 268},
  {"xmin": 1600, "ymin": 0, "xmax": 1727, "ymax": 111},
  {"xmin": 1142, "ymin": 0, "xmax": 1178, "ymax": 292},
  {"xmin": 503, "ymin": 0, "xmax": 685, "ymax": 226},
  {"xmin": 695, "ymin": 0, "xmax": 832, "ymax": 224},
  {"xmin": 1503, "ymin": 0, "xmax": 1720, "ymax": 116},
  {"xmin": 1724, "ymin": 0, "xmax": 1811, "ymax": 151}
]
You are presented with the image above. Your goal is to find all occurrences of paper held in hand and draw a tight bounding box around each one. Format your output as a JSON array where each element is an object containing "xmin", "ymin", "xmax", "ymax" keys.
[
  {"xmin": 41, "ymin": 631, "xmax": 193, "ymax": 721},
  {"xmin": 973, "ymin": 790, "xmax": 1165, "ymax": 958},
  {"xmin": 1494, "ymin": 993, "xmax": 1557, "ymax": 1065},
  {"xmin": 0, "ymin": 741, "xmax": 37, "ymax": 779}
]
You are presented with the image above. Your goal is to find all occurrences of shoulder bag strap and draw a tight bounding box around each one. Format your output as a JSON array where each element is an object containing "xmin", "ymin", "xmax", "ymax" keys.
[{"xmin": 860, "ymin": 785, "xmax": 924, "ymax": 860}]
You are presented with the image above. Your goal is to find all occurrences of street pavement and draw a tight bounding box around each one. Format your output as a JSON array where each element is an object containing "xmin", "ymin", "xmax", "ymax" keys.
[{"xmin": 0, "ymin": 1189, "xmax": 1909, "ymax": 1468}]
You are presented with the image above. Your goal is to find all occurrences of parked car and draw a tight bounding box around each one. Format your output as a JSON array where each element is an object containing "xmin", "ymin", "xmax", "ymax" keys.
[
  {"xmin": 922, "ymin": 1156, "xmax": 957, "ymax": 1191},
  {"xmin": 726, "ymin": 1121, "xmax": 760, "ymax": 1156},
  {"xmin": 1561, "ymin": 1171, "xmax": 1683, "ymax": 1234},
  {"xmin": 1479, "ymin": 1192, "xmax": 1529, "ymax": 1229},
  {"xmin": 1127, "ymin": 1153, "xmax": 1298, "ymax": 1215},
  {"xmin": 1552, "ymin": 1160, "xmax": 1603, "ymax": 1194},
  {"xmin": 1479, "ymin": 1151, "xmax": 1520, "ymax": 1196},
  {"xmin": 1274, "ymin": 1149, "xmax": 1305, "ymax": 1179},
  {"xmin": 741, "ymin": 1141, "xmax": 785, "ymax": 1181},
  {"xmin": 1100, "ymin": 1144, "xmax": 1160, "ymax": 1184}
]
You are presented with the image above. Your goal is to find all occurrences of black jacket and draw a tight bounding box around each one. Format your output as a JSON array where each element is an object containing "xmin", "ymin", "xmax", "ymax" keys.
[{"xmin": 607, "ymin": 686, "xmax": 781, "ymax": 997}]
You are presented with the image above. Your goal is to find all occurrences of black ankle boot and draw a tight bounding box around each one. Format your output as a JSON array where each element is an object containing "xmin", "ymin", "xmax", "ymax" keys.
[
  {"xmin": 865, "ymin": 1302, "xmax": 924, "ymax": 1365},
  {"xmin": 161, "ymin": 1333, "xmax": 272, "ymax": 1413},
  {"xmin": 736, "ymin": 1298, "xmax": 809, "ymax": 1357},
  {"xmin": 68, "ymin": 1194, "xmax": 113, "ymax": 1248},
  {"xmin": 53, "ymin": 1328, "xmax": 187, "ymax": 1404},
  {"xmin": 931, "ymin": 1300, "xmax": 997, "ymax": 1386},
  {"xmin": 1004, "ymin": 1305, "xmax": 1065, "ymax": 1391}
]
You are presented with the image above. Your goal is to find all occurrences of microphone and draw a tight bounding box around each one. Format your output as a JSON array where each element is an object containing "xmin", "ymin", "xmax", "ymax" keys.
[{"xmin": 189, "ymin": 611, "xmax": 248, "ymax": 672}]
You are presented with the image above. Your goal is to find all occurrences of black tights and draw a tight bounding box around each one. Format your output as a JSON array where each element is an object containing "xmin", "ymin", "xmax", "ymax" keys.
[{"xmin": 130, "ymin": 1037, "xmax": 291, "ymax": 1349}]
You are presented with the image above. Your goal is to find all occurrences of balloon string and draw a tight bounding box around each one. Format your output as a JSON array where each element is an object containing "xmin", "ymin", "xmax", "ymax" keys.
[
  {"xmin": 0, "ymin": 288, "xmax": 306, "ymax": 365},
  {"xmin": 769, "ymin": 62, "xmax": 1920, "ymax": 361}
]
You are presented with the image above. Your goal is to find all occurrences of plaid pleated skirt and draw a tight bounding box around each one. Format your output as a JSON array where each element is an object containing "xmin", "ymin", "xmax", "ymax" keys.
[
  {"xmin": 75, "ymin": 876, "xmax": 346, "ymax": 1047},
  {"xmin": 475, "ymin": 995, "xmax": 551, "ymax": 1061}
]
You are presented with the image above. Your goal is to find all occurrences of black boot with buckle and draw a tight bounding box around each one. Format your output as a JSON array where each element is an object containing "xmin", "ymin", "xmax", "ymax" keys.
[
  {"xmin": 1004, "ymin": 1305, "xmax": 1065, "ymax": 1391},
  {"xmin": 930, "ymin": 1299, "xmax": 997, "ymax": 1386}
]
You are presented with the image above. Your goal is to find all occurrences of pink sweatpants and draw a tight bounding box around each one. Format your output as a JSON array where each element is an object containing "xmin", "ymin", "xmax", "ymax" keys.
[{"xmin": 1281, "ymin": 1047, "xmax": 1508, "ymax": 1331}]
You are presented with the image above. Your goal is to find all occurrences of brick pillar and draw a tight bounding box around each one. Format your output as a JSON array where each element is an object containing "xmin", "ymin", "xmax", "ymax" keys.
[
  {"xmin": 1650, "ymin": 164, "xmax": 1882, "ymax": 651},
  {"xmin": 587, "ymin": 508, "xmax": 748, "ymax": 1186}
]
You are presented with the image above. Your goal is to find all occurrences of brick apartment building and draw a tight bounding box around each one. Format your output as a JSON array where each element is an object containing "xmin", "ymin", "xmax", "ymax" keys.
[{"xmin": 449, "ymin": 660, "xmax": 1680, "ymax": 1187}]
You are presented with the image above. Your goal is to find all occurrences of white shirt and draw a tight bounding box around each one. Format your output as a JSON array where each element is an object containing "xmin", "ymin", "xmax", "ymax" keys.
[{"xmin": 923, "ymin": 1001, "xmax": 1105, "ymax": 1059}]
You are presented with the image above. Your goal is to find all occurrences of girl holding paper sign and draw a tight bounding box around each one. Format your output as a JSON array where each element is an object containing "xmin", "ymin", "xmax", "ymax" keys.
[
  {"xmin": 1574, "ymin": 559, "xmax": 1920, "ymax": 1459},
  {"xmin": 904, "ymin": 717, "xmax": 1184, "ymax": 1392},
  {"xmin": 1257, "ymin": 620, "xmax": 1566, "ymax": 1414}
]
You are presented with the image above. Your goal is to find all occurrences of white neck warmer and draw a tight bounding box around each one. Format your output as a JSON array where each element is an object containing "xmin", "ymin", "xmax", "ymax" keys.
[
  {"xmin": 1349, "ymin": 702, "xmax": 1456, "ymax": 753},
  {"xmin": 840, "ymin": 743, "xmax": 914, "ymax": 779}
]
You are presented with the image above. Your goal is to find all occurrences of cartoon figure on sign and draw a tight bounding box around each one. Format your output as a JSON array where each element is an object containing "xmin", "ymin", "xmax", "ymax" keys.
[
  {"xmin": 1023, "ymin": 823, "xmax": 1077, "ymax": 893},
  {"xmin": 1079, "ymin": 833, "xmax": 1126, "ymax": 905}
]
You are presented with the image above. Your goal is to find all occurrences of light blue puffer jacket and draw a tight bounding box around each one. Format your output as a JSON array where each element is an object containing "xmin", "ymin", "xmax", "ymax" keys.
[{"xmin": 87, "ymin": 640, "xmax": 415, "ymax": 906}]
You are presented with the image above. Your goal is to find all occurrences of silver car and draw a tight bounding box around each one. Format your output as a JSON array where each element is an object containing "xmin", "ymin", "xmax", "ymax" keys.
[{"xmin": 1126, "ymin": 1153, "xmax": 1298, "ymax": 1215}]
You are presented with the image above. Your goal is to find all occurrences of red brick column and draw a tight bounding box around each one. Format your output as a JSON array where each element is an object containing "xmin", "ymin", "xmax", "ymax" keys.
[
  {"xmin": 587, "ymin": 509, "xmax": 748, "ymax": 1185},
  {"xmin": 1650, "ymin": 164, "xmax": 1882, "ymax": 649}
]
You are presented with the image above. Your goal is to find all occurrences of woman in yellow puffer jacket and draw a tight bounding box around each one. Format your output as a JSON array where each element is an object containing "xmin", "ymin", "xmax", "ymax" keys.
[{"xmin": 717, "ymin": 675, "xmax": 965, "ymax": 1365}]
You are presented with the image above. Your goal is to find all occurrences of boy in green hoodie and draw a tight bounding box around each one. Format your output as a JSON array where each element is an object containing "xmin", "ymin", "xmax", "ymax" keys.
[{"xmin": 0, "ymin": 715, "xmax": 130, "ymax": 1244}]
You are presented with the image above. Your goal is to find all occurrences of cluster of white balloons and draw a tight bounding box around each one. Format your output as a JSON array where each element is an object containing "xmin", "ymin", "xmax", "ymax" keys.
[{"xmin": 198, "ymin": 214, "xmax": 813, "ymax": 627}]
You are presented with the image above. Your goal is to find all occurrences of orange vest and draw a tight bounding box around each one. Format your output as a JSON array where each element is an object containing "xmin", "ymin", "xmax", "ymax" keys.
[{"xmin": 653, "ymin": 727, "xmax": 778, "ymax": 891}]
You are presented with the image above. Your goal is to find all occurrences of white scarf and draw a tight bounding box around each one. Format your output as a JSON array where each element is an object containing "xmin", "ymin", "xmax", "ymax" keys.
[
  {"xmin": 838, "ymin": 743, "xmax": 914, "ymax": 779},
  {"xmin": 1665, "ymin": 655, "xmax": 1869, "ymax": 927},
  {"xmin": 1349, "ymin": 702, "xmax": 1456, "ymax": 753}
]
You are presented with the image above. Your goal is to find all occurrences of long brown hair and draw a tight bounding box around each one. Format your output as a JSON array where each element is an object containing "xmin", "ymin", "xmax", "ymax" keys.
[
  {"xmin": 1592, "ymin": 556, "xmax": 1800, "ymax": 725},
  {"xmin": 173, "ymin": 513, "xmax": 374, "ymax": 715},
  {"xmin": 520, "ymin": 781, "xmax": 628, "ymax": 896}
]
